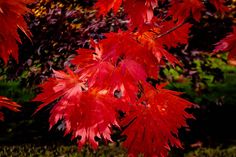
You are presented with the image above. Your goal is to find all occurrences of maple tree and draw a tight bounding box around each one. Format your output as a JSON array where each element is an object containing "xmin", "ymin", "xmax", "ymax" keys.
[{"xmin": 0, "ymin": 0, "xmax": 235, "ymax": 156}]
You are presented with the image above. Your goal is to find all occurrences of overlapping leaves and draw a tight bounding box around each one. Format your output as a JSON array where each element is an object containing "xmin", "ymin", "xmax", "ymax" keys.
[
  {"xmin": 33, "ymin": 0, "xmax": 232, "ymax": 157},
  {"xmin": 0, "ymin": 0, "xmax": 32, "ymax": 63}
]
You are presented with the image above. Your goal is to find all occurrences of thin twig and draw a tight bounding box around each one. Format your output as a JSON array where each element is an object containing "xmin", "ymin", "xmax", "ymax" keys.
[{"xmin": 151, "ymin": 19, "xmax": 188, "ymax": 40}]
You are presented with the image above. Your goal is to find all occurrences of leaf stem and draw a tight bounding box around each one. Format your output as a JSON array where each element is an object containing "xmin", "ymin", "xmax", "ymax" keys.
[{"xmin": 153, "ymin": 19, "xmax": 188, "ymax": 39}]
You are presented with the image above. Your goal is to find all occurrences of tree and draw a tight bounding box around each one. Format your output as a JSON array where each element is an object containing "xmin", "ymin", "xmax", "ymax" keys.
[{"xmin": 0, "ymin": 0, "xmax": 234, "ymax": 156}]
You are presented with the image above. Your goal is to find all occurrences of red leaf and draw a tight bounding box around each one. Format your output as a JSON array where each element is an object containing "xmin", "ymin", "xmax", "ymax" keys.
[
  {"xmin": 33, "ymin": 69, "xmax": 119, "ymax": 149},
  {"xmin": 49, "ymin": 89, "xmax": 118, "ymax": 150},
  {"xmin": 137, "ymin": 31, "xmax": 181, "ymax": 66},
  {"xmin": 0, "ymin": 0, "xmax": 32, "ymax": 63},
  {"xmin": 157, "ymin": 21, "xmax": 192, "ymax": 48},
  {"xmin": 94, "ymin": 0, "xmax": 122, "ymax": 15},
  {"xmin": 209, "ymin": 0, "xmax": 229, "ymax": 13},
  {"xmin": 123, "ymin": 0, "xmax": 157, "ymax": 28},
  {"xmin": 168, "ymin": 0, "xmax": 205, "ymax": 22},
  {"xmin": 33, "ymin": 68, "xmax": 83, "ymax": 113},
  {"xmin": 213, "ymin": 26, "xmax": 236, "ymax": 60},
  {"xmin": 0, "ymin": 96, "xmax": 20, "ymax": 121},
  {"xmin": 72, "ymin": 47, "xmax": 116, "ymax": 89},
  {"xmin": 107, "ymin": 59, "xmax": 147, "ymax": 104},
  {"xmin": 94, "ymin": 0, "xmax": 158, "ymax": 29},
  {"xmin": 120, "ymin": 83, "xmax": 193, "ymax": 157}
]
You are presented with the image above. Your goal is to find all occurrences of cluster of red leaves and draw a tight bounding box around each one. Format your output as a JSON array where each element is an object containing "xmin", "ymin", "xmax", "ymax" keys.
[
  {"xmin": 34, "ymin": 27, "xmax": 194, "ymax": 156},
  {"xmin": 0, "ymin": 0, "xmax": 231, "ymax": 156},
  {"xmin": 0, "ymin": 96, "xmax": 20, "ymax": 121},
  {"xmin": 33, "ymin": 0, "xmax": 233, "ymax": 157},
  {"xmin": 0, "ymin": 0, "xmax": 31, "ymax": 121},
  {"xmin": 0, "ymin": 0, "xmax": 32, "ymax": 63}
]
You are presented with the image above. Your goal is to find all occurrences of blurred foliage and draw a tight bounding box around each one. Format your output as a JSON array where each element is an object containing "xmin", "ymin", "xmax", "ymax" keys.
[
  {"xmin": 165, "ymin": 57, "xmax": 236, "ymax": 148},
  {"xmin": 0, "ymin": 144, "xmax": 126, "ymax": 157},
  {"xmin": 1, "ymin": 144, "xmax": 236, "ymax": 157},
  {"xmin": 185, "ymin": 146, "xmax": 236, "ymax": 157},
  {"xmin": 0, "ymin": 80, "xmax": 34, "ymax": 103}
]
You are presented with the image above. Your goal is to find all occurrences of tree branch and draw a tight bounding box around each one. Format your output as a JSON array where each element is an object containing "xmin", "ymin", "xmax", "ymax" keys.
[{"xmin": 151, "ymin": 19, "xmax": 188, "ymax": 40}]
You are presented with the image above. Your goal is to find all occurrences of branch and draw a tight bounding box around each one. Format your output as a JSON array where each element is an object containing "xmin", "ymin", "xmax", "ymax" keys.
[{"xmin": 152, "ymin": 19, "xmax": 188, "ymax": 40}]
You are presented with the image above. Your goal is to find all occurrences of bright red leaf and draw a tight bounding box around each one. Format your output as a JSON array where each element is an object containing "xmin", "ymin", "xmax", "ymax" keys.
[
  {"xmin": 137, "ymin": 30, "xmax": 181, "ymax": 66},
  {"xmin": 33, "ymin": 68, "xmax": 119, "ymax": 149},
  {"xmin": 157, "ymin": 20, "xmax": 192, "ymax": 48},
  {"xmin": 168, "ymin": 0, "xmax": 205, "ymax": 22},
  {"xmin": 213, "ymin": 26, "xmax": 236, "ymax": 61},
  {"xmin": 94, "ymin": 0, "xmax": 158, "ymax": 29},
  {"xmin": 123, "ymin": 0, "xmax": 157, "ymax": 29},
  {"xmin": 0, "ymin": 96, "xmax": 20, "ymax": 121},
  {"xmin": 49, "ymin": 89, "xmax": 119, "ymax": 150},
  {"xmin": 94, "ymin": 0, "xmax": 122, "ymax": 15},
  {"xmin": 209, "ymin": 0, "xmax": 229, "ymax": 13},
  {"xmin": 120, "ymin": 83, "xmax": 193, "ymax": 157},
  {"xmin": 0, "ymin": 0, "xmax": 32, "ymax": 63}
]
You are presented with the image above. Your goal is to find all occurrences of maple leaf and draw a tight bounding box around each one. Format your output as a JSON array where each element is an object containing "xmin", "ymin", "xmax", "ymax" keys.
[
  {"xmin": 94, "ymin": 0, "xmax": 158, "ymax": 29},
  {"xmin": 137, "ymin": 30, "xmax": 181, "ymax": 66},
  {"xmin": 96, "ymin": 31, "xmax": 136, "ymax": 64},
  {"xmin": 209, "ymin": 0, "xmax": 229, "ymax": 13},
  {"xmin": 0, "ymin": 96, "xmax": 20, "ymax": 121},
  {"xmin": 107, "ymin": 59, "xmax": 147, "ymax": 104},
  {"xmin": 73, "ymin": 48, "xmax": 146, "ymax": 104},
  {"xmin": 33, "ymin": 68, "xmax": 119, "ymax": 149},
  {"xmin": 71, "ymin": 48, "xmax": 115, "ymax": 88},
  {"xmin": 94, "ymin": 0, "xmax": 122, "ymax": 15},
  {"xmin": 168, "ymin": 0, "xmax": 205, "ymax": 22},
  {"xmin": 156, "ymin": 20, "xmax": 192, "ymax": 48},
  {"xmin": 213, "ymin": 26, "xmax": 236, "ymax": 61},
  {"xmin": 0, "ymin": 0, "xmax": 32, "ymax": 63},
  {"xmin": 49, "ymin": 89, "xmax": 119, "ymax": 149},
  {"xmin": 33, "ymin": 68, "xmax": 83, "ymax": 113},
  {"xmin": 123, "ymin": 0, "xmax": 157, "ymax": 28},
  {"xmin": 120, "ymin": 83, "xmax": 193, "ymax": 157}
]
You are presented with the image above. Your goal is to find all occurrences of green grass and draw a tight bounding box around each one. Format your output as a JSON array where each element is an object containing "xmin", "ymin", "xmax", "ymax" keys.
[
  {"xmin": 0, "ymin": 80, "xmax": 35, "ymax": 103},
  {"xmin": 1, "ymin": 144, "xmax": 236, "ymax": 157},
  {"xmin": 185, "ymin": 146, "xmax": 236, "ymax": 157},
  {"xmin": 0, "ymin": 144, "xmax": 126, "ymax": 157}
]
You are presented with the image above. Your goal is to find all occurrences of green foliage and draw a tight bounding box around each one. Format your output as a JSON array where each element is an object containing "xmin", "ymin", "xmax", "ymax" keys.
[
  {"xmin": 0, "ymin": 144, "xmax": 126, "ymax": 157},
  {"xmin": 166, "ymin": 54, "xmax": 236, "ymax": 104},
  {"xmin": 185, "ymin": 146, "xmax": 236, "ymax": 157},
  {"xmin": 1, "ymin": 145, "xmax": 236, "ymax": 157},
  {"xmin": 0, "ymin": 81, "xmax": 35, "ymax": 103}
]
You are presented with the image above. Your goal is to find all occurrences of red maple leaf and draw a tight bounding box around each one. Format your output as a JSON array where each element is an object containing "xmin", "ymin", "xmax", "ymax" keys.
[
  {"xmin": 72, "ymin": 47, "xmax": 147, "ymax": 104},
  {"xmin": 94, "ymin": 0, "xmax": 122, "ymax": 15},
  {"xmin": 71, "ymin": 47, "xmax": 115, "ymax": 88},
  {"xmin": 168, "ymin": 0, "xmax": 205, "ymax": 22},
  {"xmin": 213, "ymin": 26, "xmax": 236, "ymax": 61},
  {"xmin": 137, "ymin": 30, "xmax": 181, "ymax": 66},
  {"xmin": 0, "ymin": 96, "xmax": 20, "ymax": 121},
  {"xmin": 49, "ymin": 89, "xmax": 119, "ymax": 149},
  {"xmin": 120, "ymin": 83, "xmax": 193, "ymax": 157},
  {"xmin": 107, "ymin": 59, "xmax": 147, "ymax": 104},
  {"xmin": 209, "ymin": 0, "xmax": 229, "ymax": 13},
  {"xmin": 33, "ymin": 68, "xmax": 119, "ymax": 149},
  {"xmin": 123, "ymin": 0, "xmax": 157, "ymax": 29},
  {"xmin": 0, "ymin": 0, "xmax": 32, "ymax": 63},
  {"xmin": 94, "ymin": 0, "xmax": 158, "ymax": 29},
  {"xmin": 157, "ymin": 20, "xmax": 192, "ymax": 48}
]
